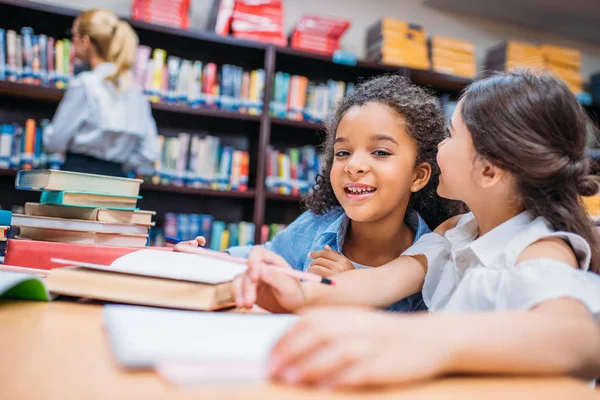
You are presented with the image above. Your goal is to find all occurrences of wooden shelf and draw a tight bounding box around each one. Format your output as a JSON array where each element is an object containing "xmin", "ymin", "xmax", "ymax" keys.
[
  {"xmin": 140, "ymin": 183, "xmax": 256, "ymax": 199},
  {"xmin": 266, "ymin": 193, "xmax": 303, "ymax": 202},
  {"xmin": 408, "ymin": 69, "xmax": 473, "ymax": 92},
  {"xmin": 0, "ymin": 168, "xmax": 17, "ymax": 177},
  {"xmin": 0, "ymin": 81, "xmax": 261, "ymax": 123},
  {"xmin": 150, "ymin": 102, "xmax": 261, "ymax": 123},
  {"xmin": 271, "ymin": 117, "xmax": 324, "ymax": 130}
]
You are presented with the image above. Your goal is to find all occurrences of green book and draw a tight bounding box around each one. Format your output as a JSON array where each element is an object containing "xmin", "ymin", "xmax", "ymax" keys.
[
  {"xmin": 0, "ymin": 271, "xmax": 50, "ymax": 301},
  {"xmin": 40, "ymin": 191, "xmax": 140, "ymax": 211}
]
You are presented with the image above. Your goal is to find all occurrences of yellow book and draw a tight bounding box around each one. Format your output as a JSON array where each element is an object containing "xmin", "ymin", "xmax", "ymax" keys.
[
  {"xmin": 505, "ymin": 41, "xmax": 543, "ymax": 61},
  {"xmin": 380, "ymin": 55, "xmax": 430, "ymax": 70},
  {"xmin": 220, "ymin": 230, "xmax": 230, "ymax": 251},
  {"xmin": 431, "ymin": 48, "xmax": 475, "ymax": 64},
  {"xmin": 540, "ymin": 44, "xmax": 581, "ymax": 69},
  {"xmin": 545, "ymin": 64, "xmax": 583, "ymax": 86},
  {"xmin": 430, "ymin": 35, "xmax": 475, "ymax": 54},
  {"xmin": 55, "ymin": 40, "xmax": 64, "ymax": 89},
  {"xmin": 278, "ymin": 153, "xmax": 285, "ymax": 195},
  {"xmin": 151, "ymin": 49, "xmax": 166, "ymax": 103},
  {"xmin": 248, "ymin": 70, "xmax": 258, "ymax": 116}
]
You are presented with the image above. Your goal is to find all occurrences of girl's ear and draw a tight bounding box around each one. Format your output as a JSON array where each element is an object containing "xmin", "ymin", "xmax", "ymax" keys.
[{"xmin": 410, "ymin": 162, "xmax": 432, "ymax": 193}]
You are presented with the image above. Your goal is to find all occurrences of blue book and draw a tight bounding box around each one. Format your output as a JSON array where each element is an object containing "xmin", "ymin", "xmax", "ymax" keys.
[
  {"xmin": 199, "ymin": 214, "xmax": 214, "ymax": 245},
  {"xmin": 34, "ymin": 127, "xmax": 43, "ymax": 168},
  {"xmin": 0, "ymin": 124, "xmax": 13, "ymax": 169},
  {"xmin": 209, "ymin": 221, "xmax": 226, "ymax": 251},
  {"xmin": 0, "ymin": 29, "xmax": 5, "ymax": 81},
  {"xmin": 176, "ymin": 213, "xmax": 190, "ymax": 241},
  {"xmin": 20, "ymin": 27, "xmax": 34, "ymax": 82},
  {"xmin": 227, "ymin": 223, "xmax": 239, "ymax": 247}
]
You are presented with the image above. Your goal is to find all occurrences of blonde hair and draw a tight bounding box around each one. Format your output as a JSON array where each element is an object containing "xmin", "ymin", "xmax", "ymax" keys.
[{"xmin": 76, "ymin": 9, "xmax": 138, "ymax": 90}]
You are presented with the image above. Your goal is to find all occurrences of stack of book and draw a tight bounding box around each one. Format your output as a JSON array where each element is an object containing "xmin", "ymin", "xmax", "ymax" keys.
[
  {"xmin": 365, "ymin": 18, "xmax": 429, "ymax": 70},
  {"xmin": 270, "ymin": 73, "xmax": 355, "ymax": 123},
  {"xmin": 485, "ymin": 40, "xmax": 544, "ymax": 73},
  {"xmin": 10, "ymin": 170, "xmax": 155, "ymax": 247},
  {"xmin": 540, "ymin": 44, "xmax": 583, "ymax": 94},
  {"xmin": 485, "ymin": 41, "xmax": 583, "ymax": 93},
  {"xmin": 289, "ymin": 15, "xmax": 350, "ymax": 56},
  {"xmin": 265, "ymin": 145, "xmax": 320, "ymax": 196},
  {"xmin": 133, "ymin": 46, "xmax": 265, "ymax": 115},
  {"xmin": 131, "ymin": 0, "xmax": 190, "ymax": 29},
  {"xmin": 160, "ymin": 212, "xmax": 255, "ymax": 250},
  {"xmin": 0, "ymin": 120, "xmax": 64, "ymax": 171},
  {"xmin": 208, "ymin": 0, "xmax": 287, "ymax": 45},
  {"xmin": 0, "ymin": 27, "xmax": 73, "ymax": 88},
  {"xmin": 150, "ymin": 133, "xmax": 250, "ymax": 191},
  {"xmin": 429, "ymin": 36, "xmax": 476, "ymax": 79}
]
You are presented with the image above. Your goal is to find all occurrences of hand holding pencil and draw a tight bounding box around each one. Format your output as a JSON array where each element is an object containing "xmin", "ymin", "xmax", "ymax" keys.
[{"xmin": 174, "ymin": 237, "xmax": 334, "ymax": 312}]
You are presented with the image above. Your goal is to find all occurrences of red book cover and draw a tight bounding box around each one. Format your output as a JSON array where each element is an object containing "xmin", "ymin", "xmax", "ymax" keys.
[{"xmin": 4, "ymin": 239, "xmax": 172, "ymax": 271}]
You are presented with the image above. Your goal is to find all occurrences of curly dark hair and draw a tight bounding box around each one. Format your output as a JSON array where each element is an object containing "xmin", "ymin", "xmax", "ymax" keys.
[{"xmin": 303, "ymin": 74, "xmax": 461, "ymax": 229}]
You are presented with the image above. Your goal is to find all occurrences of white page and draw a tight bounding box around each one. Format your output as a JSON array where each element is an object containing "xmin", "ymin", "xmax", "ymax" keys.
[
  {"xmin": 103, "ymin": 305, "xmax": 298, "ymax": 378},
  {"xmin": 52, "ymin": 249, "xmax": 247, "ymax": 284}
]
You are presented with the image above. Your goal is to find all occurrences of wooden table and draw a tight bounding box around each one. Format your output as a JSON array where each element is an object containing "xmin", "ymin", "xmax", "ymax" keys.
[{"xmin": 0, "ymin": 300, "xmax": 598, "ymax": 400}]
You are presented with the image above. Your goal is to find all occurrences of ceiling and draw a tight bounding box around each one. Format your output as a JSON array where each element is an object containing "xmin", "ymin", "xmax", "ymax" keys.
[{"xmin": 425, "ymin": 0, "xmax": 600, "ymax": 44}]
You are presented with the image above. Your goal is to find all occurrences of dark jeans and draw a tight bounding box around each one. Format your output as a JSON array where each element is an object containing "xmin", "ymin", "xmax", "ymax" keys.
[{"xmin": 62, "ymin": 153, "xmax": 124, "ymax": 177}]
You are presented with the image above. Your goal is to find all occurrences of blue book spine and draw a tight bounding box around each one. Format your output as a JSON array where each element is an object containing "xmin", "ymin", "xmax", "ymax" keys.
[
  {"xmin": 0, "ymin": 124, "xmax": 13, "ymax": 168},
  {"xmin": 176, "ymin": 213, "xmax": 190, "ymax": 241},
  {"xmin": 20, "ymin": 27, "xmax": 34, "ymax": 82},
  {"xmin": 0, "ymin": 29, "xmax": 5, "ymax": 81},
  {"xmin": 200, "ymin": 214, "xmax": 214, "ymax": 245},
  {"xmin": 279, "ymin": 73, "xmax": 290, "ymax": 119},
  {"xmin": 38, "ymin": 35, "xmax": 47, "ymax": 84},
  {"xmin": 232, "ymin": 66, "xmax": 242, "ymax": 112},
  {"xmin": 218, "ymin": 146, "xmax": 233, "ymax": 190},
  {"xmin": 209, "ymin": 221, "xmax": 225, "ymax": 251},
  {"xmin": 33, "ymin": 127, "xmax": 42, "ymax": 168},
  {"xmin": 188, "ymin": 214, "xmax": 201, "ymax": 239}
]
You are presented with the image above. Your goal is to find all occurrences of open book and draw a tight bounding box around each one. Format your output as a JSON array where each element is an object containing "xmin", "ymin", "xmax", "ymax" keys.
[{"xmin": 1, "ymin": 250, "xmax": 248, "ymax": 310}]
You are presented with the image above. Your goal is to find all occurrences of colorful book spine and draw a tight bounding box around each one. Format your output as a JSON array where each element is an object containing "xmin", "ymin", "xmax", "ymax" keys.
[
  {"xmin": 166, "ymin": 56, "xmax": 180, "ymax": 104},
  {"xmin": 38, "ymin": 34, "xmax": 47, "ymax": 85},
  {"xmin": 150, "ymin": 48, "xmax": 166, "ymax": 102},
  {"xmin": 0, "ymin": 29, "xmax": 5, "ymax": 81},
  {"xmin": 203, "ymin": 63, "xmax": 218, "ymax": 109},
  {"xmin": 46, "ymin": 36, "xmax": 54, "ymax": 85},
  {"xmin": 20, "ymin": 119, "xmax": 35, "ymax": 170},
  {"xmin": 0, "ymin": 124, "xmax": 13, "ymax": 168},
  {"xmin": 54, "ymin": 40, "xmax": 64, "ymax": 88},
  {"xmin": 6, "ymin": 30, "xmax": 17, "ymax": 82}
]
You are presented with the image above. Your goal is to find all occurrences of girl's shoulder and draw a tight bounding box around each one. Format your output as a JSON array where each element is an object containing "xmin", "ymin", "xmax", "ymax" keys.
[{"xmin": 433, "ymin": 213, "xmax": 470, "ymax": 236}]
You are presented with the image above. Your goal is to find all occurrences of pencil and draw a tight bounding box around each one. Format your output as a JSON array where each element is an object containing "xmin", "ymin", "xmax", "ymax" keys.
[{"xmin": 175, "ymin": 245, "xmax": 335, "ymax": 286}]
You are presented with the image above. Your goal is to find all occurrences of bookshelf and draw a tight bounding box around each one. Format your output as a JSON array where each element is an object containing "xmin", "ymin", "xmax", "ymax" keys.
[{"xmin": 0, "ymin": 0, "xmax": 539, "ymax": 243}]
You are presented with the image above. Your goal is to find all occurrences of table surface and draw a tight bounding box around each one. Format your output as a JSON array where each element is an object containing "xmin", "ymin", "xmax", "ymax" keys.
[{"xmin": 0, "ymin": 300, "xmax": 598, "ymax": 400}]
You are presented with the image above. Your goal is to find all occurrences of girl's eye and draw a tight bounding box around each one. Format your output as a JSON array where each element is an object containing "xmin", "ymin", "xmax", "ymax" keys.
[
  {"xmin": 373, "ymin": 150, "xmax": 391, "ymax": 156},
  {"xmin": 444, "ymin": 127, "xmax": 451, "ymax": 138},
  {"xmin": 335, "ymin": 151, "xmax": 350, "ymax": 157}
]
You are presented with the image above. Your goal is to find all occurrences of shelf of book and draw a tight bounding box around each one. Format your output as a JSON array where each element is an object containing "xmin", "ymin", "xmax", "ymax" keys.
[
  {"xmin": 270, "ymin": 117, "xmax": 324, "ymax": 131},
  {"xmin": 266, "ymin": 193, "xmax": 303, "ymax": 202},
  {"xmin": 408, "ymin": 68, "xmax": 474, "ymax": 92},
  {"xmin": 0, "ymin": 81, "xmax": 264, "ymax": 124},
  {"xmin": 140, "ymin": 183, "xmax": 256, "ymax": 199}
]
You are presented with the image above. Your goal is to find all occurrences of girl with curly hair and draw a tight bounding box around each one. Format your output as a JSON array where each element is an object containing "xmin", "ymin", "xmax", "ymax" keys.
[{"xmin": 178, "ymin": 74, "xmax": 460, "ymax": 312}]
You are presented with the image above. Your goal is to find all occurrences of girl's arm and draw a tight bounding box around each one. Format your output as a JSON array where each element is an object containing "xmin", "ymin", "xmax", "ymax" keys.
[{"xmin": 443, "ymin": 298, "xmax": 600, "ymax": 380}]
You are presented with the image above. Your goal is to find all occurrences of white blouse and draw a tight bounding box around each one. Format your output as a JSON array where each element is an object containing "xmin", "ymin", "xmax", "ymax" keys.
[{"xmin": 404, "ymin": 212, "xmax": 600, "ymax": 319}]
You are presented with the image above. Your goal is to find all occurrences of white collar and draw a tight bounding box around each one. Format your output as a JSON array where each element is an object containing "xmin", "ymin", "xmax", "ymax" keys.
[{"xmin": 446, "ymin": 212, "xmax": 535, "ymax": 266}]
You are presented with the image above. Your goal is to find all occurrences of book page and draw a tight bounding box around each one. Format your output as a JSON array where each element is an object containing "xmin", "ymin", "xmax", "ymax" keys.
[
  {"xmin": 53, "ymin": 249, "xmax": 247, "ymax": 284},
  {"xmin": 103, "ymin": 305, "xmax": 298, "ymax": 380}
]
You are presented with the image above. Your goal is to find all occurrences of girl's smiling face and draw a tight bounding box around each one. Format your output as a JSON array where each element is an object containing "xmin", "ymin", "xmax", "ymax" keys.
[{"xmin": 330, "ymin": 102, "xmax": 431, "ymax": 223}]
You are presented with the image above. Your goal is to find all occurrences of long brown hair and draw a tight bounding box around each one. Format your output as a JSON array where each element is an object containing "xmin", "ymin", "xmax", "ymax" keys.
[
  {"xmin": 76, "ymin": 9, "xmax": 138, "ymax": 90},
  {"xmin": 461, "ymin": 70, "xmax": 600, "ymax": 273},
  {"xmin": 304, "ymin": 74, "xmax": 462, "ymax": 229}
]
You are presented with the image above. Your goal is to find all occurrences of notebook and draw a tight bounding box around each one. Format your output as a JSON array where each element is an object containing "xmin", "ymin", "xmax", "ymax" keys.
[
  {"xmin": 25, "ymin": 203, "xmax": 155, "ymax": 226},
  {"xmin": 16, "ymin": 169, "xmax": 142, "ymax": 197},
  {"xmin": 11, "ymin": 214, "xmax": 150, "ymax": 235},
  {"xmin": 40, "ymin": 191, "xmax": 140, "ymax": 210},
  {"xmin": 103, "ymin": 304, "xmax": 298, "ymax": 379},
  {"xmin": 0, "ymin": 270, "xmax": 51, "ymax": 301}
]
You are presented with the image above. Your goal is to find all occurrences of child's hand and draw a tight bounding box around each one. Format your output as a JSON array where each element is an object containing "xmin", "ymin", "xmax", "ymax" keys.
[
  {"xmin": 307, "ymin": 245, "xmax": 355, "ymax": 277},
  {"xmin": 267, "ymin": 307, "xmax": 448, "ymax": 388},
  {"xmin": 232, "ymin": 247, "xmax": 306, "ymax": 313},
  {"xmin": 173, "ymin": 236, "xmax": 206, "ymax": 251}
]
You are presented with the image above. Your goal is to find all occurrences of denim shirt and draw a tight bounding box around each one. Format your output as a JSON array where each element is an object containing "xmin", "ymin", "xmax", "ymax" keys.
[{"xmin": 228, "ymin": 207, "xmax": 431, "ymax": 312}]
